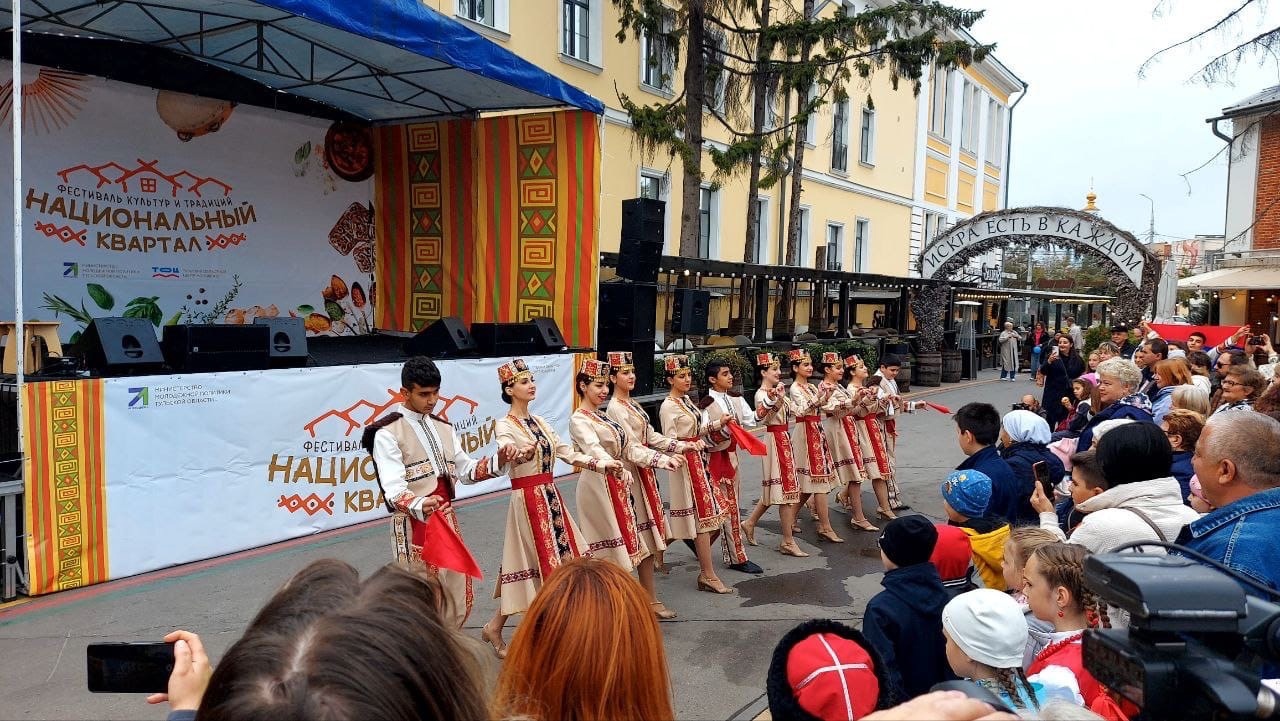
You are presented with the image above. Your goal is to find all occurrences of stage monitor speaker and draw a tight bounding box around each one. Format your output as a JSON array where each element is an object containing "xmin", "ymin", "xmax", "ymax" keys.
[
  {"xmin": 404, "ymin": 316, "xmax": 477, "ymax": 358},
  {"xmin": 80, "ymin": 317, "xmax": 165, "ymax": 376},
  {"xmin": 254, "ymin": 317, "xmax": 309, "ymax": 368},
  {"xmin": 600, "ymin": 340, "xmax": 656, "ymax": 397},
  {"xmin": 617, "ymin": 198, "xmax": 664, "ymax": 284},
  {"xmin": 162, "ymin": 324, "xmax": 270, "ymax": 373},
  {"xmin": 471, "ymin": 322, "xmax": 538, "ymax": 357},
  {"xmin": 597, "ymin": 281, "xmax": 657, "ymax": 345},
  {"xmin": 530, "ymin": 317, "xmax": 567, "ymax": 352},
  {"xmin": 671, "ymin": 288, "xmax": 711, "ymax": 336}
]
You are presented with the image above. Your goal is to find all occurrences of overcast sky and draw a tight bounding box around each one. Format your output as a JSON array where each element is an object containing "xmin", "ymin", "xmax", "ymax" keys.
[{"xmin": 961, "ymin": 0, "xmax": 1280, "ymax": 242}]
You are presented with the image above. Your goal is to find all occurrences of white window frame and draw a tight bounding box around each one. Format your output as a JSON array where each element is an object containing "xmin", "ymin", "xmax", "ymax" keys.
[
  {"xmin": 831, "ymin": 99, "xmax": 849, "ymax": 172},
  {"xmin": 924, "ymin": 211, "xmax": 947, "ymax": 243},
  {"xmin": 986, "ymin": 99, "xmax": 1006, "ymax": 167},
  {"xmin": 960, "ymin": 82, "xmax": 982, "ymax": 152},
  {"xmin": 825, "ymin": 222, "xmax": 844, "ymax": 271},
  {"xmin": 704, "ymin": 30, "xmax": 728, "ymax": 115},
  {"xmin": 560, "ymin": 0, "xmax": 603, "ymax": 68},
  {"xmin": 929, "ymin": 67, "xmax": 953, "ymax": 139},
  {"xmin": 798, "ymin": 205, "xmax": 812, "ymax": 268},
  {"xmin": 859, "ymin": 106, "xmax": 875, "ymax": 166},
  {"xmin": 750, "ymin": 196, "xmax": 771, "ymax": 264},
  {"xmin": 854, "ymin": 217, "xmax": 870, "ymax": 273},
  {"xmin": 456, "ymin": 0, "xmax": 509, "ymax": 33},
  {"xmin": 639, "ymin": 13, "xmax": 675, "ymax": 93},
  {"xmin": 698, "ymin": 184, "xmax": 719, "ymax": 259}
]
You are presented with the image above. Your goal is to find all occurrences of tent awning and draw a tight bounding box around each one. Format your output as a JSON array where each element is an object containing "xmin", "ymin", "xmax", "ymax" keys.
[
  {"xmin": 4, "ymin": 0, "xmax": 603, "ymax": 121},
  {"xmin": 1177, "ymin": 265, "xmax": 1280, "ymax": 290}
]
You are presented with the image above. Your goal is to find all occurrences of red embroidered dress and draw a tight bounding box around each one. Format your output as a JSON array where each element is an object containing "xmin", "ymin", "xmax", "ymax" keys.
[{"xmin": 660, "ymin": 394, "xmax": 729, "ymax": 538}]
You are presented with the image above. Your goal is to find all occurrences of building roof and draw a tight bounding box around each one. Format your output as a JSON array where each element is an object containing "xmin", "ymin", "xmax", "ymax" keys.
[{"xmin": 1215, "ymin": 85, "xmax": 1280, "ymax": 120}]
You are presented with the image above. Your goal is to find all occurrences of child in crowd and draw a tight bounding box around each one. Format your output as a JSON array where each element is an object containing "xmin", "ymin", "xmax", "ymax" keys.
[
  {"xmin": 939, "ymin": 469, "xmax": 1010, "ymax": 590},
  {"xmin": 861, "ymin": 516, "xmax": 954, "ymax": 701},
  {"xmin": 1023, "ymin": 543, "xmax": 1119, "ymax": 716},
  {"xmin": 931, "ymin": 523, "xmax": 977, "ymax": 598},
  {"xmin": 941, "ymin": 589, "xmax": 1042, "ymax": 712},
  {"xmin": 1056, "ymin": 378, "xmax": 1094, "ymax": 437},
  {"xmin": 766, "ymin": 619, "xmax": 893, "ymax": 721},
  {"xmin": 1001, "ymin": 526, "xmax": 1060, "ymax": 666}
]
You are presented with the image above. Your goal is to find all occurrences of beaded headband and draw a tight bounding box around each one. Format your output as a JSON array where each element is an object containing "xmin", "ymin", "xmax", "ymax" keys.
[{"xmin": 497, "ymin": 358, "xmax": 532, "ymax": 385}]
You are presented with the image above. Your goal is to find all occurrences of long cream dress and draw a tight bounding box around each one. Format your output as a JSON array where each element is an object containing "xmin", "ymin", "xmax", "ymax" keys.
[
  {"xmin": 788, "ymin": 381, "xmax": 835, "ymax": 493},
  {"xmin": 569, "ymin": 408, "xmax": 662, "ymax": 572},
  {"xmin": 822, "ymin": 384, "xmax": 868, "ymax": 487},
  {"xmin": 493, "ymin": 413, "xmax": 595, "ymax": 616},
  {"xmin": 605, "ymin": 397, "xmax": 687, "ymax": 555},
  {"xmin": 660, "ymin": 394, "xmax": 729, "ymax": 539},
  {"xmin": 755, "ymin": 386, "xmax": 801, "ymax": 506},
  {"xmin": 848, "ymin": 383, "xmax": 891, "ymax": 480}
]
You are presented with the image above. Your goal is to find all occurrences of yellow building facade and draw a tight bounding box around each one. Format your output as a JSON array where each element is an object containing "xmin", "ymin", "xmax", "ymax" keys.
[{"xmin": 423, "ymin": 0, "xmax": 1025, "ymax": 332}]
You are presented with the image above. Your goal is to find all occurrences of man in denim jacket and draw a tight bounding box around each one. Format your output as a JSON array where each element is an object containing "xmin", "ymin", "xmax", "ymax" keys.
[{"xmin": 1181, "ymin": 412, "xmax": 1280, "ymax": 590}]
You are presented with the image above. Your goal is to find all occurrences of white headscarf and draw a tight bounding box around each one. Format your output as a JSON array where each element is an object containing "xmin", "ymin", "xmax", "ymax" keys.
[{"xmin": 1002, "ymin": 409, "xmax": 1051, "ymax": 445}]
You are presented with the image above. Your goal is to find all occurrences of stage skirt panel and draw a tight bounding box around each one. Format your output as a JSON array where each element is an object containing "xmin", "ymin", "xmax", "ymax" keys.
[{"xmin": 493, "ymin": 415, "xmax": 592, "ymax": 616}]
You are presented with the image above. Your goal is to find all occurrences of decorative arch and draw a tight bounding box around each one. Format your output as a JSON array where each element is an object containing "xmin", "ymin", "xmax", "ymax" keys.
[{"xmin": 916, "ymin": 206, "xmax": 1161, "ymax": 324}]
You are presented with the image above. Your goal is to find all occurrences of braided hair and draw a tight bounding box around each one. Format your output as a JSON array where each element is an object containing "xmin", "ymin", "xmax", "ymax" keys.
[
  {"xmin": 1030, "ymin": 543, "xmax": 1110, "ymax": 629},
  {"xmin": 991, "ymin": 667, "xmax": 1040, "ymax": 711}
]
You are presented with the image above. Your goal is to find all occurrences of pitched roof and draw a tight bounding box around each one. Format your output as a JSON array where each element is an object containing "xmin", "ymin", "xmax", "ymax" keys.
[{"xmin": 1219, "ymin": 85, "xmax": 1280, "ymax": 119}]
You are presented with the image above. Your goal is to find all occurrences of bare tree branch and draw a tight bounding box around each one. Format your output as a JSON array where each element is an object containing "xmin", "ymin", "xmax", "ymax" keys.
[{"xmin": 1140, "ymin": 0, "xmax": 1260, "ymax": 77}]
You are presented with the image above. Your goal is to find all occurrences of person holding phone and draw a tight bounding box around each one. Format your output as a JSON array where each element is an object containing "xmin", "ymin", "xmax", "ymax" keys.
[
  {"xmin": 140, "ymin": 631, "xmax": 211, "ymax": 719},
  {"xmin": 997, "ymin": 410, "xmax": 1063, "ymax": 525},
  {"xmin": 1037, "ymin": 336, "xmax": 1084, "ymax": 431}
]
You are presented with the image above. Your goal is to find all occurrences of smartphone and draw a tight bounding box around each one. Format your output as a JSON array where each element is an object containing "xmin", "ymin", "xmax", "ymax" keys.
[
  {"xmin": 87, "ymin": 642, "xmax": 174, "ymax": 694},
  {"xmin": 1032, "ymin": 460, "xmax": 1052, "ymax": 497}
]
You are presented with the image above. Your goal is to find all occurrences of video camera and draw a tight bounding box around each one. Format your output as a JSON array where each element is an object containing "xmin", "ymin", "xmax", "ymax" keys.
[{"xmin": 1083, "ymin": 552, "xmax": 1280, "ymax": 720}]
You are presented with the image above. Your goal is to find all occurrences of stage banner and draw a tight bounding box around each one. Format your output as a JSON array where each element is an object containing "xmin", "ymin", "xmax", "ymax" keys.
[
  {"xmin": 0, "ymin": 62, "xmax": 375, "ymax": 343},
  {"xmin": 17, "ymin": 356, "xmax": 575, "ymax": 590},
  {"xmin": 373, "ymin": 111, "xmax": 600, "ymax": 347}
]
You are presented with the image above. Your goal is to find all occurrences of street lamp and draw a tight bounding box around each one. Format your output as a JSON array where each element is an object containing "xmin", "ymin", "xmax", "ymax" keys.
[{"xmin": 1138, "ymin": 194, "xmax": 1155, "ymax": 245}]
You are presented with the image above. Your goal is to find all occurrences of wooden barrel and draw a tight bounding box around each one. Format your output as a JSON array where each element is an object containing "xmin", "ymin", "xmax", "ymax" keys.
[
  {"xmin": 941, "ymin": 349, "xmax": 963, "ymax": 383},
  {"xmin": 897, "ymin": 354, "xmax": 912, "ymax": 393},
  {"xmin": 916, "ymin": 351, "xmax": 942, "ymax": 387}
]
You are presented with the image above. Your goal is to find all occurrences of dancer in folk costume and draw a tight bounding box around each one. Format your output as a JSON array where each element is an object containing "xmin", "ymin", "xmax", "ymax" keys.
[
  {"xmin": 844, "ymin": 353, "xmax": 898, "ymax": 521},
  {"xmin": 482, "ymin": 358, "xmax": 609, "ymax": 658},
  {"xmin": 740, "ymin": 351, "xmax": 809, "ymax": 557},
  {"xmin": 604, "ymin": 350, "xmax": 696, "ymax": 620},
  {"xmin": 366, "ymin": 357, "xmax": 506, "ymax": 630},
  {"xmin": 817, "ymin": 352, "xmax": 879, "ymax": 532},
  {"xmin": 702, "ymin": 358, "xmax": 765, "ymax": 575},
  {"xmin": 871, "ymin": 354, "xmax": 911, "ymax": 511},
  {"xmin": 659, "ymin": 354, "xmax": 735, "ymax": 594},
  {"xmin": 787, "ymin": 348, "xmax": 844, "ymax": 543}
]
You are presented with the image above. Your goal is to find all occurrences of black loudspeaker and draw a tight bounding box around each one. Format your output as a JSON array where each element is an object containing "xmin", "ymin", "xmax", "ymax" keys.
[
  {"xmin": 598, "ymin": 282, "xmax": 657, "ymax": 345},
  {"xmin": 530, "ymin": 317, "xmax": 567, "ymax": 352},
  {"xmin": 162, "ymin": 324, "xmax": 270, "ymax": 373},
  {"xmin": 599, "ymin": 340, "xmax": 657, "ymax": 397},
  {"xmin": 617, "ymin": 198, "xmax": 664, "ymax": 284},
  {"xmin": 254, "ymin": 317, "xmax": 309, "ymax": 368},
  {"xmin": 80, "ymin": 317, "xmax": 165, "ymax": 376},
  {"xmin": 671, "ymin": 288, "xmax": 711, "ymax": 336},
  {"xmin": 471, "ymin": 322, "xmax": 538, "ymax": 357},
  {"xmin": 403, "ymin": 316, "xmax": 477, "ymax": 358}
]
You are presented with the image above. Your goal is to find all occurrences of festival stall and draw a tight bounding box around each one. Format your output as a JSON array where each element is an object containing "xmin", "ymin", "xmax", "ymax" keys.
[{"xmin": 2, "ymin": 0, "xmax": 603, "ymax": 594}]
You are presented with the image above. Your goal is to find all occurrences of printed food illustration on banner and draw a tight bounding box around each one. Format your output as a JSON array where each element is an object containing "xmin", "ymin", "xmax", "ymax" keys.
[{"xmin": 0, "ymin": 62, "xmax": 374, "ymax": 341}]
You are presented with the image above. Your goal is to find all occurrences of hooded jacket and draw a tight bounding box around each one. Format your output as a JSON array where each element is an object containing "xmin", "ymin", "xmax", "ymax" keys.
[
  {"xmin": 861, "ymin": 563, "xmax": 955, "ymax": 701},
  {"xmin": 1038, "ymin": 477, "xmax": 1199, "ymax": 553},
  {"xmin": 952, "ymin": 516, "xmax": 1010, "ymax": 590},
  {"xmin": 1076, "ymin": 393, "xmax": 1154, "ymax": 453},
  {"xmin": 1000, "ymin": 441, "xmax": 1066, "ymax": 526},
  {"xmin": 956, "ymin": 446, "xmax": 1019, "ymax": 524}
]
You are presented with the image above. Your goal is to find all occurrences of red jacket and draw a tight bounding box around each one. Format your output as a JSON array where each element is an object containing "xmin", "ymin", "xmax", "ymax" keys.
[{"xmin": 1028, "ymin": 633, "xmax": 1125, "ymax": 718}]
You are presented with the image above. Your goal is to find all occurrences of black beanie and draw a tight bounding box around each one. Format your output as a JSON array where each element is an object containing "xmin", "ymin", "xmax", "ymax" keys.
[{"xmin": 877, "ymin": 515, "xmax": 937, "ymax": 568}]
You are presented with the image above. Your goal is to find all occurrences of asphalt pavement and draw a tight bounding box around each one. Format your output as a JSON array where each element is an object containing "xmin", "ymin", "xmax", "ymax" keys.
[{"xmin": 0, "ymin": 367, "xmax": 1041, "ymax": 720}]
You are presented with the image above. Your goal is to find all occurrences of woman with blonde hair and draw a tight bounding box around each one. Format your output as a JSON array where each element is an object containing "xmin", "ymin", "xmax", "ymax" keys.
[
  {"xmin": 491, "ymin": 557, "xmax": 674, "ymax": 721},
  {"xmin": 1171, "ymin": 384, "xmax": 1210, "ymax": 415}
]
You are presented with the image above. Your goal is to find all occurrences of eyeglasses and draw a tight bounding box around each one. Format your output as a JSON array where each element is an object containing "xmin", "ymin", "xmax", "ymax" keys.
[{"xmin": 1220, "ymin": 379, "xmax": 1245, "ymax": 388}]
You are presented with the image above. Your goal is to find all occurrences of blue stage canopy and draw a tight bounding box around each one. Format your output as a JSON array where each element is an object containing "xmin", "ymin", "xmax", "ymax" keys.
[{"xmin": 4, "ymin": 0, "xmax": 604, "ymax": 121}]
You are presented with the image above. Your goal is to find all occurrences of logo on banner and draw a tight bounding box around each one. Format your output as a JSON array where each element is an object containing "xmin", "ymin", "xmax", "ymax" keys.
[
  {"xmin": 63, "ymin": 262, "xmax": 79, "ymax": 277},
  {"xmin": 152, "ymin": 266, "xmax": 182, "ymax": 279},
  {"xmin": 128, "ymin": 386, "xmax": 149, "ymax": 408}
]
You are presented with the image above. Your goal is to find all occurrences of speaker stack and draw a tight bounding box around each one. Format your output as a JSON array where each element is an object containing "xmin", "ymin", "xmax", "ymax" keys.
[
  {"xmin": 671, "ymin": 288, "xmax": 711, "ymax": 336},
  {"xmin": 599, "ymin": 198, "xmax": 664, "ymax": 396},
  {"xmin": 254, "ymin": 317, "xmax": 309, "ymax": 368},
  {"xmin": 403, "ymin": 316, "xmax": 477, "ymax": 358},
  {"xmin": 80, "ymin": 317, "xmax": 165, "ymax": 376},
  {"xmin": 162, "ymin": 324, "xmax": 271, "ymax": 373}
]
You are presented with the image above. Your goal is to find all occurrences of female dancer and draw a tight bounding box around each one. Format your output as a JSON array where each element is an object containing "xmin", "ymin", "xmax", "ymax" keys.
[
  {"xmin": 818, "ymin": 352, "xmax": 878, "ymax": 532},
  {"xmin": 740, "ymin": 352, "xmax": 807, "ymax": 557},
  {"xmin": 844, "ymin": 354, "xmax": 896, "ymax": 520},
  {"xmin": 483, "ymin": 358, "xmax": 610, "ymax": 658},
  {"xmin": 605, "ymin": 351, "xmax": 698, "ymax": 619},
  {"xmin": 659, "ymin": 354, "xmax": 733, "ymax": 594},
  {"xmin": 786, "ymin": 348, "xmax": 843, "ymax": 543}
]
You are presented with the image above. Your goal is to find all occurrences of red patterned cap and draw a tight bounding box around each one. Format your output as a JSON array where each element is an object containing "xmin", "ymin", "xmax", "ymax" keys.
[
  {"xmin": 821, "ymin": 352, "xmax": 840, "ymax": 365},
  {"xmin": 787, "ymin": 348, "xmax": 810, "ymax": 363},
  {"xmin": 607, "ymin": 351, "xmax": 634, "ymax": 371},
  {"xmin": 664, "ymin": 354, "xmax": 691, "ymax": 373},
  {"xmin": 580, "ymin": 358, "xmax": 610, "ymax": 381},
  {"xmin": 756, "ymin": 352, "xmax": 780, "ymax": 368},
  {"xmin": 497, "ymin": 358, "xmax": 532, "ymax": 384}
]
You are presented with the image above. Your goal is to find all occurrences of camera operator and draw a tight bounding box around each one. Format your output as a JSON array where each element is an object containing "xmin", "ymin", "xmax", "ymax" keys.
[{"xmin": 1180, "ymin": 411, "xmax": 1280, "ymax": 590}]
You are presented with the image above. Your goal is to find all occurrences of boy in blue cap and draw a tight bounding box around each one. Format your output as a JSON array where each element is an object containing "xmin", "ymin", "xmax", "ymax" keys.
[
  {"xmin": 861, "ymin": 515, "xmax": 955, "ymax": 701},
  {"xmin": 940, "ymin": 469, "xmax": 1010, "ymax": 590}
]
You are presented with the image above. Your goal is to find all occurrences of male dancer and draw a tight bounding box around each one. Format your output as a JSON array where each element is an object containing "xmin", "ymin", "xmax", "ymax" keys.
[
  {"xmin": 365, "ymin": 356, "xmax": 517, "ymax": 627},
  {"xmin": 871, "ymin": 354, "xmax": 911, "ymax": 511},
  {"xmin": 702, "ymin": 359, "xmax": 764, "ymax": 574}
]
